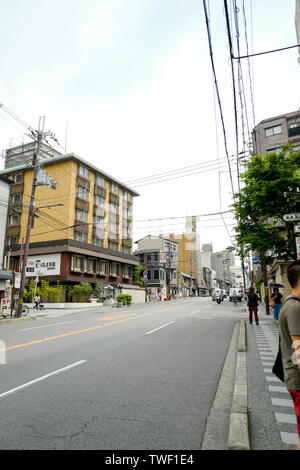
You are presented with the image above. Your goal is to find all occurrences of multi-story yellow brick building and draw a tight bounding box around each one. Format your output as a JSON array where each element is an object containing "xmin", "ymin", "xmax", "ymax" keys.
[{"xmin": 0, "ymin": 143, "xmax": 140, "ymax": 301}]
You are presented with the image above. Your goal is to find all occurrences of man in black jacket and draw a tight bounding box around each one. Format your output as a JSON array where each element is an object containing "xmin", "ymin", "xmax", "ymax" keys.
[{"xmin": 247, "ymin": 286, "xmax": 259, "ymax": 325}]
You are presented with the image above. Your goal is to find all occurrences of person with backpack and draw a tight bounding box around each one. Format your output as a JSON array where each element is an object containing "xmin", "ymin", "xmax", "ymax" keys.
[
  {"xmin": 247, "ymin": 286, "xmax": 259, "ymax": 325},
  {"xmin": 278, "ymin": 261, "xmax": 300, "ymax": 450}
]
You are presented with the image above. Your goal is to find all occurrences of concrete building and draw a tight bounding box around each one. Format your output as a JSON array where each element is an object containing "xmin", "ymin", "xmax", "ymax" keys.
[
  {"xmin": 134, "ymin": 235, "xmax": 178, "ymax": 300},
  {"xmin": 252, "ymin": 110, "xmax": 300, "ymax": 157},
  {"xmin": 0, "ymin": 175, "xmax": 13, "ymax": 305},
  {"xmin": 0, "ymin": 143, "xmax": 142, "ymax": 303},
  {"xmin": 211, "ymin": 250, "xmax": 235, "ymax": 289}
]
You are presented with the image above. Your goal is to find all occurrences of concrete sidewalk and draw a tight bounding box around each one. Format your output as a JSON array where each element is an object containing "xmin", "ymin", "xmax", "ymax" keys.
[{"xmin": 247, "ymin": 312, "xmax": 298, "ymax": 449}]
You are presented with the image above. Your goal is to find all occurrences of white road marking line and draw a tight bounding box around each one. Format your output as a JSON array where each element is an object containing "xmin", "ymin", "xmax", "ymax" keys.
[
  {"xmin": 264, "ymin": 369, "xmax": 272, "ymax": 373},
  {"xmin": 259, "ymin": 351, "xmax": 274, "ymax": 356},
  {"xmin": 280, "ymin": 432, "xmax": 299, "ymax": 445},
  {"xmin": 266, "ymin": 376, "xmax": 281, "ymax": 382},
  {"xmin": 0, "ymin": 360, "xmax": 87, "ymax": 399},
  {"xmin": 271, "ymin": 397, "xmax": 294, "ymax": 407},
  {"xmin": 268, "ymin": 385, "xmax": 289, "ymax": 393},
  {"xmin": 145, "ymin": 321, "xmax": 175, "ymax": 335},
  {"xmin": 275, "ymin": 413, "xmax": 297, "ymax": 424},
  {"xmin": 19, "ymin": 320, "xmax": 78, "ymax": 331}
]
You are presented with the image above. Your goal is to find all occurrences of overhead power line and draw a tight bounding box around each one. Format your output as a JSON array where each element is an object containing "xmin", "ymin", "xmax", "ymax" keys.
[{"xmin": 202, "ymin": 0, "xmax": 235, "ymax": 196}]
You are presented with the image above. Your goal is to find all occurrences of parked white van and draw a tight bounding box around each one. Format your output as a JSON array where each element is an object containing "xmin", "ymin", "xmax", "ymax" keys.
[{"xmin": 229, "ymin": 288, "xmax": 243, "ymax": 302}]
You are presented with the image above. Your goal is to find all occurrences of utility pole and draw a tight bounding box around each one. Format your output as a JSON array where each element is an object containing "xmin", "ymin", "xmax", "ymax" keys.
[{"xmin": 17, "ymin": 117, "xmax": 44, "ymax": 317}]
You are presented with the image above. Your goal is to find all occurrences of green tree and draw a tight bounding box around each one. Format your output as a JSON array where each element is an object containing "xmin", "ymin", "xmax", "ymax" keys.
[
  {"xmin": 229, "ymin": 147, "xmax": 300, "ymax": 311},
  {"xmin": 133, "ymin": 265, "xmax": 145, "ymax": 287}
]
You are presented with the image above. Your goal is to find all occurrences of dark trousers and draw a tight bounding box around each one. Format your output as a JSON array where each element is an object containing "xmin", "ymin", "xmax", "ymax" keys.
[{"xmin": 249, "ymin": 306, "xmax": 259, "ymax": 323}]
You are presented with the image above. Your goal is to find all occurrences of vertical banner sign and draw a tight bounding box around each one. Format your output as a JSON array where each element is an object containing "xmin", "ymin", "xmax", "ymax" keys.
[{"xmin": 296, "ymin": 236, "xmax": 300, "ymax": 260}]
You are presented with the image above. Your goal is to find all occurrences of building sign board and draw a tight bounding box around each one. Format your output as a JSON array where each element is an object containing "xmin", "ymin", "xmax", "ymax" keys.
[
  {"xmin": 296, "ymin": 237, "xmax": 300, "ymax": 260},
  {"xmin": 283, "ymin": 213, "xmax": 300, "ymax": 222},
  {"xmin": 25, "ymin": 253, "xmax": 61, "ymax": 277}
]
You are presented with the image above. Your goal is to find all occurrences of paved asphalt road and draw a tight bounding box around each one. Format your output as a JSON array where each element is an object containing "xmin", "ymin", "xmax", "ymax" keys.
[{"xmin": 0, "ymin": 298, "xmax": 245, "ymax": 450}]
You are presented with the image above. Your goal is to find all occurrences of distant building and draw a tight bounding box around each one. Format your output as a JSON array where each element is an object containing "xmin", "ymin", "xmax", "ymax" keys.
[
  {"xmin": 252, "ymin": 110, "xmax": 300, "ymax": 157},
  {"xmin": 211, "ymin": 250, "xmax": 235, "ymax": 289},
  {"xmin": 0, "ymin": 175, "xmax": 13, "ymax": 303},
  {"xmin": 134, "ymin": 235, "xmax": 178, "ymax": 300}
]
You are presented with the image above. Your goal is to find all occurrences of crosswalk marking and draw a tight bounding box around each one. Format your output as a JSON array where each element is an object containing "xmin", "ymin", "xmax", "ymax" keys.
[
  {"xmin": 271, "ymin": 397, "xmax": 294, "ymax": 408},
  {"xmin": 280, "ymin": 432, "xmax": 299, "ymax": 445},
  {"xmin": 275, "ymin": 413, "xmax": 297, "ymax": 424},
  {"xmin": 268, "ymin": 385, "xmax": 289, "ymax": 393}
]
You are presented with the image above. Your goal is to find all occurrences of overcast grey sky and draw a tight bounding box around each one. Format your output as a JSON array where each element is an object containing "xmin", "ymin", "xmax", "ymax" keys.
[{"xmin": 0, "ymin": 0, "xmax": 299, "ymax": 252}]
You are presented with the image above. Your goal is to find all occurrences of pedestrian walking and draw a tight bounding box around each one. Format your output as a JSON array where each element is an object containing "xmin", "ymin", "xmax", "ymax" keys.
[
  {"xmin": 247, "ymin": 286, "xmax": 259, "ymax": 325},
  {"xmin": 271, "ymin": 287, "xmax": 284, "ymax": 323},
  {"xmin": 278, "ymin": 261, "xmax": 300, "ymax": 450}
]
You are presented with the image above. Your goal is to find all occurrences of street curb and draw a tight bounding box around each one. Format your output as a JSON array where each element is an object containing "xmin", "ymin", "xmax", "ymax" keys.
[
  {"xmin": 228, "ymin": 320, "xmax": 250, "ymax": 450},
  {"xmin": 201, "ymin": 322, "xmax": 240, "ymax": 450},
  {"xmin": 0, "ymin": 316, "xmax": 34, "ymax": 325}
]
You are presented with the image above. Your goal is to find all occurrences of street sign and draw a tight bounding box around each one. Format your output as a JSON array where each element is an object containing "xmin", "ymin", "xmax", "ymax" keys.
[
  {"xmin": 294, "ymin": 225, "xmax": 300, "ymax": 233},
  {"xmin": 14, "ymin": 272, "xmax": 21, "ymax": 289},
  {"xmin": 160, "ymin": 252, "xmax": 167, "ymax": 263},
  {"xmin": 252, "ymin": 258, "xmax": 262, "ymax": 264},
  {"xmin": 283, "ymin": 213, "xmax": 300, "ymax": 222}
]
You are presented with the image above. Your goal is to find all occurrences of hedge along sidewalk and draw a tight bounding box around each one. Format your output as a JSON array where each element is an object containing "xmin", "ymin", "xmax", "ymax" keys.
[{"xmin": 228, "ymin": 320, "xmax": 250, "ymax": 450}]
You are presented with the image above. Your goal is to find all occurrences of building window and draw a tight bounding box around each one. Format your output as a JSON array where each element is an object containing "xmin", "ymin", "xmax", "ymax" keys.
[
  {"xmin": 93, "ymin": 237, "xmax": 104, "ymax": 247},
  {"xmin": 71, "ymin": 255, "xmax": 85, "ymax": 272},
  {"xmin": 75, "ymin": 209, "xmax": 88, "ymax": 221},
  {"xmin": 6, "ymin": 236, "xmax": 19, "ymax": 246},
  {"xmin": 12, "ymin": 173, "xmax": 24, "ymax": 183},
  {"xmin": 95, "ymin": 175, "xmax": 105, "ymax": 188},
  {"xmin": 123, "ymin": 191, "xmax": 132, "ymax": 202},
  {"xmin": 154, "ymin": 270, "xmax": 159, "ymax": 280},
  {"xmin": 94, "ymin": 215, "xmax": 104, "ymax": 226},
  {"xmin": 9, "ymin": 214, "xmax": 20, "ymax": 226},
  {"xmin": 87, "ymin": 258, "xmax": 97, "ymax": 273},
  {"xmin": 110, "ymin": 202, "xmax": 118, "ymax": 214},
  {"xmin": 123, "ymin": 265, "xmax": 132, "ymax": 279},
  {"xmin": 123, "ymin": 225, "xmax": 131, "ymax": 239},
  {"xmin": 110, "ymin": 183, "xmax": 119, "ymax": 195},
  {"xmin": 109, "ymin": 221, "xmax": 118, "ymax": 233},
  {"xmin": 109, "ymin": 241, "xmax": 118, "ymax": 251},
  {"xmin": 11, "ymin": 193, "xmax": 22, "ymax": 205},
  {"xmin": 78, "ymin": 164, "xmax": 89, "ymax": 179},
  {"xmin": 77, "ymin": 185, "xmax": 89, "ymax": 200},
  {"xmin": 147, "ymin": 271, "xmax": 151, "ymax": 280},
  {"xmin": 288, "ymin": 122, "xmax": 300, "ymax": 137},
  {"xmin": 110, "ymin": 263, "xmax": 120, "ymax": 277},
  {"xmin": 122, "ymin": 244, "xmax": 131, "ymax": 254},
  {"xmin": 74, "ymin": 231, "xmax": 87, "ymax": 243},
  {"xmin": 266, "ymin": 147, "xmax": 282, "ymax": 155},
  {"xmin": 97, "ymin": 260, "xmax": 107, "ymax": 275},
  {"xmin": 265, "ymin": 125, "xmax": 282, "ymax": 137},
  {"xmin": 95, "ymin": 195, "xmax": 105, "ymax": 207},
  {"xmin": 292, "ymin": 144, "xmax": 300, "ymax": 153}
]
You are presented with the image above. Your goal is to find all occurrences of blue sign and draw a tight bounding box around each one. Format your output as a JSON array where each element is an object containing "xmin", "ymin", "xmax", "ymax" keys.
[{"xmin": 252, "ymin": 258, "xmax": 262, "ymax": 265}]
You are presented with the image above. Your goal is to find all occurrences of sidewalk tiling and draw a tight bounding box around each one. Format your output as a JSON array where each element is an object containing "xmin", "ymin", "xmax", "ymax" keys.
[{"xmin": 247, "ymin": 315, "xmax": 298, "ymax": 449}]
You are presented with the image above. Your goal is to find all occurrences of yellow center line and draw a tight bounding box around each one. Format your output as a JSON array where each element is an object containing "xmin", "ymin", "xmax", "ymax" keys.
[{"xmin": 0, "ymin": 313, "xmax": 153, "ymax": 352}]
